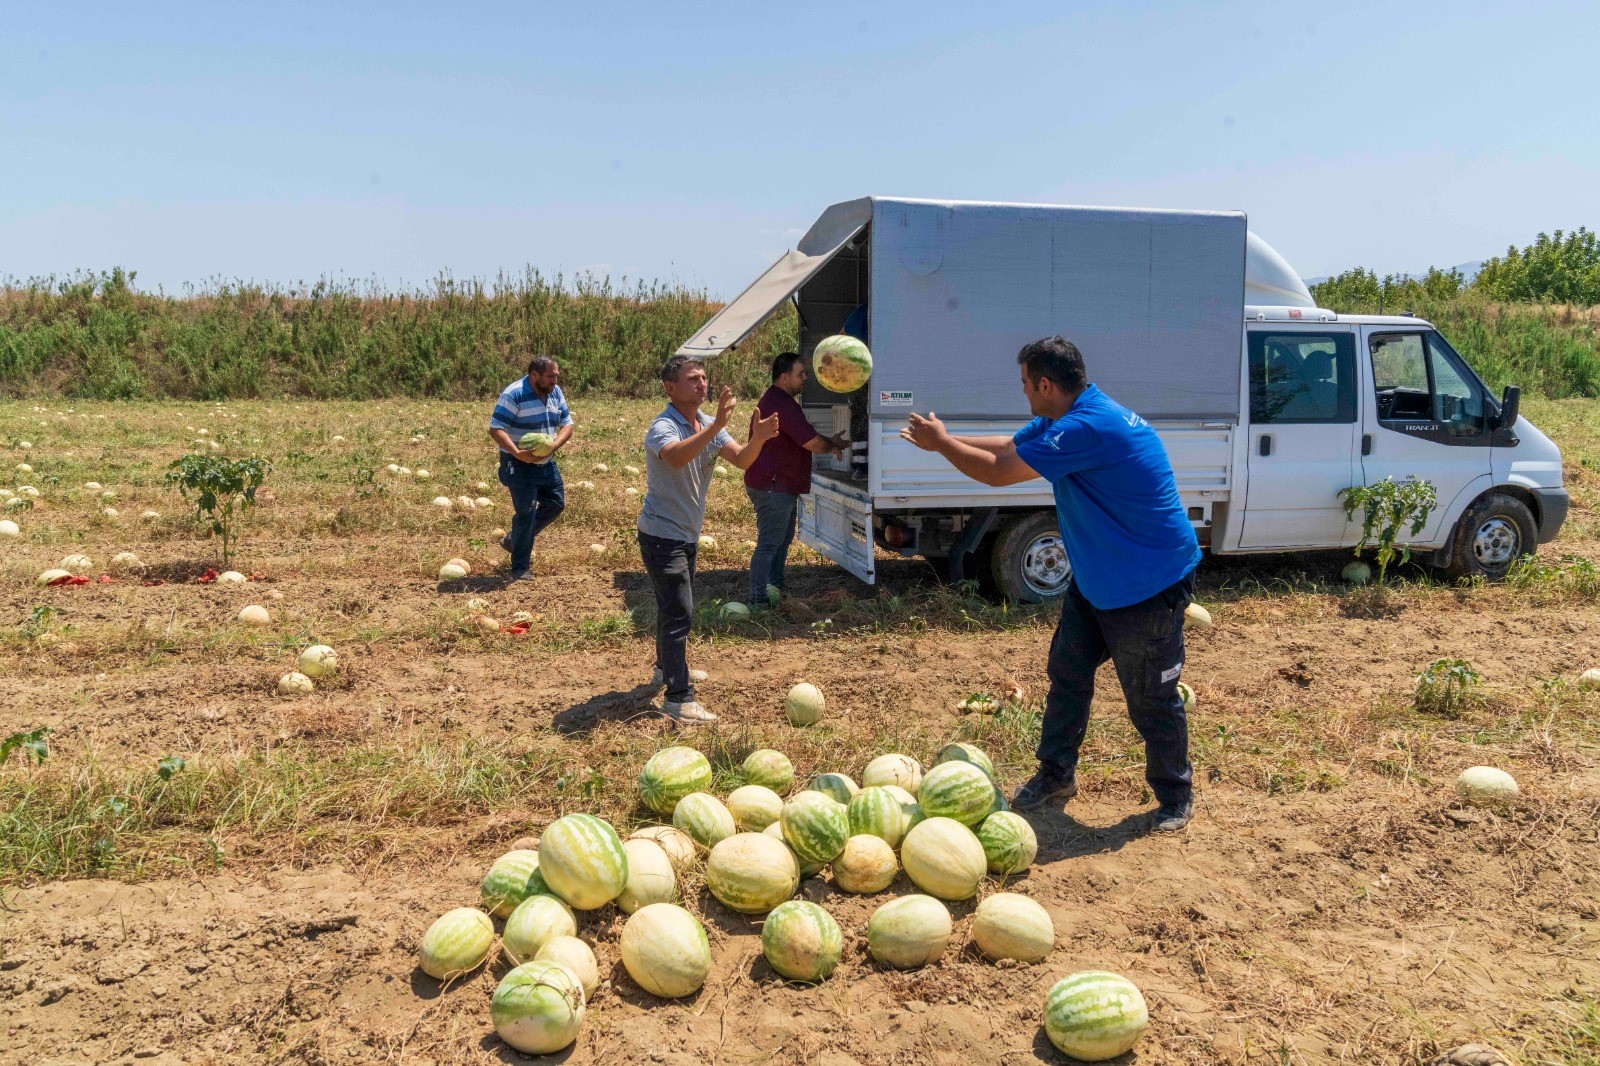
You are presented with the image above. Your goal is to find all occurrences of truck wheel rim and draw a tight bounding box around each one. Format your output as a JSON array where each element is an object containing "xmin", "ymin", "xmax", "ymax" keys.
[
  {"xmin": 1472, "ymin": 517, "xmax": 1519, "ymax": 567},
  {"xmin": 1022, "ymin": 534, "xmax": 1071, "ymax": 596}
]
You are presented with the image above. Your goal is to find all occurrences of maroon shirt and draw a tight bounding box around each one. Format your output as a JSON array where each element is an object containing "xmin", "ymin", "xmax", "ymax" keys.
[{"xmin": 743, "ymin": 385, "xmax": 820, "ymax": 495}]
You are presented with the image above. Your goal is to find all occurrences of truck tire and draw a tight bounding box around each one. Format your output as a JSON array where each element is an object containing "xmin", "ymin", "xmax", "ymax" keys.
[
  {"xmin": 1442, "ymin": 492, "xmax": 1537, "ymax": 581},
  {"xmin": 990, "ymin": 511, "xmax": 1072, "ymax": 603}
]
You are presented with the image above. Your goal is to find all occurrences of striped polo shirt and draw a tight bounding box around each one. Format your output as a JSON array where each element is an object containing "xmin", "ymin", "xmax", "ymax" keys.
[{"xmin": 489, "ymin": 377, "xmax": 573, "ymax": 460}]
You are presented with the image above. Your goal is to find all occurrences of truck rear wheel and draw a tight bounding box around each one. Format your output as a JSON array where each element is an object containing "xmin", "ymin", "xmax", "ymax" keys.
[
  {"xmin": 1443, "ymin": 492, "xmax": 1536, "ymax": 581},
  {"xmin": 990, "ymin": 512, "xmax": 1071, "ymax": 603}
]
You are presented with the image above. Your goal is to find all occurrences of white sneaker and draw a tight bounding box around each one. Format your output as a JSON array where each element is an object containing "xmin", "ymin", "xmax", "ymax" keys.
[
  {"xmin": 662, "ymin": 700, "xmax": 718, "ymax": 725},
  {"xmin": 650, "ymin": 667, "xmax": 709, "ymax": 689}
]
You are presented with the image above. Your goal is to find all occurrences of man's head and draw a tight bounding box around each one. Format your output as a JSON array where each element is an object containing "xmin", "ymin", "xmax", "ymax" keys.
[
  {"xmin": 771, "ymin": 351, "xmax": 807, "ymax": 396},
  {"xmin": 527, "ymin": 355, "xmax": 560, "ymax": 392},
  {"xmin": 1017, "ymin": 336, "xmax": 1087, "ymax": 418},
  {"xmin": 661, "ymin": 355, "xmax": 709, "ymax": 407}
]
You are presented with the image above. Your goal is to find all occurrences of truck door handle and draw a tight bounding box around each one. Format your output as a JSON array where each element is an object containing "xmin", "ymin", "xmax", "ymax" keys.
[
  {"xmin": 1258, "ymin": 434, "xmax": 1272, "ymax": 457},
  {"xmin": 1361, "ymin": 433, "xmax": 1373, "ymax": 456}
]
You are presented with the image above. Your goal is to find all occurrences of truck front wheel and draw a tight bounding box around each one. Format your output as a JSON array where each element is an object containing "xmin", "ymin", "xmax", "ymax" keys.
[
  {"xmin": 1443, "ymin": 492, "xmax": 1537, "ymax": 581},
  {"xmin": 991, "ymin": 512, "xmax": 1072, "ymax": 603}
]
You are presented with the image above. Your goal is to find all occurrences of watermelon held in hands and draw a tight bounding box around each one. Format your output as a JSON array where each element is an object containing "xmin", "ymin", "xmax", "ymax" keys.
[
  {"xmin": 519, "ymin": 432, "xmax": 556, "ymax": 458},
  {"xmin": 812, "ymin": 335, "xmax": 873, "ymax": 394}
]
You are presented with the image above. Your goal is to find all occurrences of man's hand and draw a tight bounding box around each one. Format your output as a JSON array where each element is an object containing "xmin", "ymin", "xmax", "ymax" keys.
[
  {"xmin": 899, "ymin": 411, "xmax": 949, "ymax": 452},
  {"xmin": 713, "ymin": 385, "xmax": 737, "ymax": 428},
  {"xmin": 511, "ymin": 448, "xmax": 542, "ymax": 463},
  {"xmin": 749, "ymin": 409, "xmax": 780, "ymax": 444}
]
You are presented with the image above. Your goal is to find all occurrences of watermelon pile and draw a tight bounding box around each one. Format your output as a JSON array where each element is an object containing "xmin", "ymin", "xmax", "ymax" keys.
[{"xmin": 412, "ymin": 737, "xmax": 1151, "ymax": 1058}]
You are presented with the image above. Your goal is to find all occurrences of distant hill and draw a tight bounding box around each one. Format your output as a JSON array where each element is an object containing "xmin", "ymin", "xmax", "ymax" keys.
[{"xmin": 1303, "ymin": 261, "xmax": 1483, "ymax": 287}]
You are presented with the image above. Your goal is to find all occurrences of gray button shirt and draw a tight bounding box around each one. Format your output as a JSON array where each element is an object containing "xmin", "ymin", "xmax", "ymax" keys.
[{"xmin": 638, "ymin": 405, "xmax": 733, "ymax": 543}]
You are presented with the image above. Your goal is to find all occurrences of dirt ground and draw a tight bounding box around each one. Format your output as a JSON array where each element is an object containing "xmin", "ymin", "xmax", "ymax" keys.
[{"xmin": 2, "ymin": 398, "xmax": 1599, "ymax": 1065}]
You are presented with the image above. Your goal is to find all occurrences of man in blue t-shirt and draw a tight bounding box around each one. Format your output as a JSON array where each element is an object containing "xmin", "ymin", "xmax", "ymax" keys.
[{"xmin": 900, "ymin": 335, "xmax": 1200, "ymax": 832}]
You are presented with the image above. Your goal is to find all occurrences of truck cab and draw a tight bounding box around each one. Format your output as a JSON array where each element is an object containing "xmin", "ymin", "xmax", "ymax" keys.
[{"xmin": 676, "ymin": 197, "xmax": 1567, "ymax": 599}]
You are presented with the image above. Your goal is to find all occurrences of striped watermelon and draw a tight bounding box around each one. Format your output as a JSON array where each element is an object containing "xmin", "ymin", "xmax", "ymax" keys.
[
  {"xmin": 616, "ymin": 837, "xmax": 679, "ymax": 914},
  {"xmin": 847, "ymin": 786, "xmax": 910, "ymax": 848},
  {"xmin": 619, "ymin": 903, "xmax": 712, "ymax": 999},
  {"xmin": 919, "ymin": 761, "xmax": 998, "ymax": 826},
  {"xmin": 628, "ymin": 825, "xmax": 698, "ymax": 875},
  {"xmin": 866, "ymin": 894, "xmax": 951, "ymax": 969},
  {"xmin": 762, "ymin": 900, "xmax": 842, "ymax": 982},
  {"xmin": 972, "ymin": 892, "xmax": 1055, "ymax": 963},
  {"xmin": 780, "ymin": 791, "xmax": 849, "ymax": 866},
  {"xmin": 705, "ymin": 832, "xmax": 800, "ymax": 914},
  {"xmin": 808, "ymin": 773, "xmax": 858, "ymax": 804},
  {"xmin": 491, "ymin": 960, "xmax": 586, "ymax": 1055},
  {"xmin": 763, "ymin": 821, "xmax": 823, "ymax": 877},
  {"xmin": 935, "ymin": 741, "xmax": 996, "ymax": 780},
  {"xmin": 537, "ymin": 814, "xmax": 629, "ymax": 910},
  {"xmin": 742, "ymin": 748, "xmax": 795, "ymax": 793},
  {"xmin": 503, "ymin": 894, "xmax": 578, "ymax": 964},
  {"xmin": 727, "ymin": 784, "xmax": 784, "ymax": 831},
  {"xmin": 534, "ymin": 936, "xmax": 599, "ymax": 1001},
  {"xmin": 883, "ymin": 784, "xmax": 925, "ymax": 834},
  {"xmin": 975, "ymin": 810, "xmax": 1038, "ymax": 875},
  {"xmin": 862, "ymin": 753, "xmax": 922, "ymax": 792},
  {"xmin": 900, "ymin": 817, "xmax": 987, "ymax": 900},
  {"xmin": 640, "ymin": 746, "xmax": 713, "ymax": 815},
  {"xmin": 812, "ymin": 335, "xmax": 873, "ymax": 393},
  {"xmin": 418, "ymin": 907, "xmax": 494, "ymax": 980},
  {"xmin": 481, "ymin": 849, "xmax": 549, "ymax": 918},
  {"xmin": 831, "ymin": 834, "xmax": 898, "ymax": 894},
  {"xmin": 673, "ymin": 792, "xmax": 737, "ymax": 850},
  {"xmin": 1043, "ymin": 971, "xmax": 1149, "ymax": 1061}
]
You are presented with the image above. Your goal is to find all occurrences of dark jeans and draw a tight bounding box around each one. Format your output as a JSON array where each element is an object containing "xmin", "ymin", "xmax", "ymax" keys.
[
  {"xmin": 745, "ymin": 487, "xmax": 798, "ymax": 607},
  {"xmin": 498, "ymin": 455, "xmax": 565, "ymax": 572},
  {"xmin": 1039, "ymin": 571, "xmax": 1196, "ymax": 806},
  {"xmin": 639, "ymin": 530, "xmax": 698, "ymax": 703}
]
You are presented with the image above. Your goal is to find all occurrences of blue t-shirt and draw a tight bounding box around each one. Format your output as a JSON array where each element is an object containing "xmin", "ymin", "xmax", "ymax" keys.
[{"xmin": 1013, "ymin": 384, "xmax": 1200, "ymax": 610}]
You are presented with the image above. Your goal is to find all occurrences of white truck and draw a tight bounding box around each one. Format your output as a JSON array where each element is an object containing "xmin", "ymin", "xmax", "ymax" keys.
[{"xmin": 677, "ymin": 197, "xmax": 1568, "ymax": 600}]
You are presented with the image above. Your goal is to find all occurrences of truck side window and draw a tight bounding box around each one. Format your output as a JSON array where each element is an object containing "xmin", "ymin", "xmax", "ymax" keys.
[
  {"xmin": 1247, "ymin": 332, "xmax": 1356, "ymax": 424},
  {"xmin": 1426, "ymin": 332, "xmax": 1488, "ymax": 434},
  {"xmin": 1370, "ymin": 334, "xmax": 1431, "ymax": 420}
]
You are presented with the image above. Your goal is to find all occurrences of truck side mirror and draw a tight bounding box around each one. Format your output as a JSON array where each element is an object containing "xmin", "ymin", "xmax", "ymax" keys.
[{"xmin": 1497, "ymin": 385, "xmax": 1520, "ymax": 430}]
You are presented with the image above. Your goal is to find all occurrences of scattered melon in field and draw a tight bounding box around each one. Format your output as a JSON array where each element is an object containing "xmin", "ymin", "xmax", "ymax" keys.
[
  {"xmin": 1455, "ymin": 765, "xmax": 1518, "ymax": 808},
  {"xmin": 0, "ymin": 520, "xmax": 18, "ymax": 538},
  {"xmin": 919, "ymin": 761, "xmax": 998, "ymax": 826},
  {"xmin": 17, "ymin": 441, "xmax": 30, "ymax": 449},
  {"xmin": 469, "ymin": 614, "xmax": 500, "ymax": 635},
  {"xmin": 832, "ymin": 834, "xmax": 898, "ymax": 894},
  {"xmin": 625, "ymin": 487, "xmax": 639, "ymax": 497},
  {"xmin": 1177, "ymin": 681, "xmax": 1196, "ymax": 712},
  {"xmin": 934, "ymin": 741, "xmax": 996, "ymax": 781},
  {"xmin": 1184, "ymin": 602, "xmax": 1212, "ymax": 630},
  {"xmin": 473, "ymin": 481, "xmax": 490, "ymax": 492},
  {"xmin": 628, "ymin": 826, "xmax": 698, "ymax": 876},
  {"xmin": 867, "ymin": 894, "xmax": 951, "ymax": 969},
  {"xmin": 1342, "ymin": 560, "xmax": 1372, "ymax": 585},
  {"xmin": 490, "ymin": 960, "xmax": 586, "ymax": 1055},
  {"xmin": 785, "ymin": 682, "xmax": 825, "ymax": 726},
  {"xmin": 101, "ymin": 507, "xmax": 119, "ymax": 518},
  {"xmin": 720, "ymin": 601, "xmax": 749, "ymax": 622},
  {"xmin": 975, "ymin": 811, "xmax": 1038, "ymax": 875},
  {"xmin": 674, "ymin": 792, "xmax": 737, "ymax": 851},
  {"xmin": 589, "ymin": 543, "xmax": 607, "ymax": 555},
  {"xmin": 900, "ymin": 816, "xmax": 988, "ymax": 900},
  {"xmin": 15, "ymin": 462, "xmax": 31, "ymax": 474},
  {"xmin": 972, "ymin": 892, "xmax": 1055, "ymax": 963},
  {"xmin": 862, "ymin": 753, "xmax": 922, "ymax": 792},
  {"xmin": 297, "ymin": 644, "xmax": 338, "ymax": 678},
  {"xmin": 706, "ymin": 832, "xmax": 799, "ymax": 914},
  {"xmin": 812, "ymin": 335, "xmax": 873, "ymax": 393},
  {"xmin": 619, "ymin": 903, "xmax": 712, "ymax": 998},
  {"xmin": 276, "ymin": 671, "xmax": 314, "ymax": 696},
  {"xmin": 465, "ymin": 597, "xmax": 489, "ymax": 613},
  {"xmin": 809, "ymin": 773, "xmax": 858, "ymax": 804},
  {"xmin": 397, "ymin": 466, "xmax": 411, "ymax": 476},
  {"xmin": 331, "ymin": 435, "xmax": 345, "ymax": 442},
  {"xmin": 742, "ymin": 749, "xmax": 795, "ymax": 793},
  {"xmin": 519, "ymin": 432, "xmax": 556, "ymax": 458},
  {"xmin": 594, "ymin": 463, "xmax": 609, "ymax": 474},
  {"xmin": 481, "ymin": 849, "xmax": 548, "ymax": 917},
  {"xmin": 100, "ymin": 490, "xmax": 116, "ymax": 500},
  {"xmin": 763, "ymin": 821, "xmax": 824, "ymax": 878},
  {"xmin": 714, "ymin": 464, "xmax": 729, "ymax": 477},
  {"xmin": 489, "ymin": 527, "xmax": 507, "ymax": 540},
  {"xmin": 385, "ymin": 464, "xmax": 400, "ymax": 474},
  {"xmin": 779, "ymin": 791, "xmax": 849, "ymax": 866},
  {"xmin": 503, "ymin": 894, "xmax": 578, "ymax": 964},
  {"xmin": 508, "ymin": 610, "xmax": 534, "ymax": 625},
  {"xmin": 762, "ymin": 899, "xmax": 842, "ymax": 983},
  {"xmin": 616, "ymin": 837, "xmax": 679, "ymax": 914},
  {"xmin": 539, "ymin": 813, "xmax": 629, "ymax": 910},
  {"xmin": 639, "ymin": 746, "xmax": 713, "ymax": 815},
  {"xmin": 1043, "ymin": 971, "xmax": 1149, "ymax": 1061},
  {"xmin": 534, "ymin": 936, "xmax": 599, "ymax": 1001},
  {"xmin": 59, "ymin": 553, "xmax": 94, "ymax": 575},
  {"xmin": 108, "ymin": 551, "xmax": 143, "ymax": 574},
  {"xmin": 454, "ymin": 495, "xmax": 476, "ymax": 511},
  {"xmin": 414, "ymin": 469, "xmax": 431, "ymax": 481},
  {"xmin": 83, "ymin": 481, "xmax": 102, "ymax": 491},
  {"xmin": 728, "ymin": 784, "xmax": 785, "ymax": 832},
  {"xmin": 439, "ymin": 561, "xmax": 469, "ymax": 581},
  {"xmin": 6, "ymin": 497, "xmax": 29, "ymax": 509},
  {"xmin": 217, "ymin": 571, "xmax": 246, "ymax": 584},
  {"xmin": 417, "ymin": 907, "xmax": 494, "ymax": 981},
  {"xmin": 848, "ymin": 786, "xmax": 911, "ymax": 848},
  {"xmin": 1578, "ymin": 668, "xmax": 1600, "ymax": 691},
  {"xmin": 141, "ymin": 510, "xmax": 159, "ymax": 520},
  {"xmin": 624, "ymin": 464, "xmax": 641, "ymax": 476},
  {"xmin": 238, "ymin": 605, "xmax": 271, "ymax": 627},
  {"xmin": 431, "ymin": 496, "xmax": 453, "ymax": 510},
  {"xmin": 18, "ymin": 485, "xmax": 39, "ymax": 498},
  {"xmin": 475, "ymin": 496, "xmax": 493, "ymax": 509}
]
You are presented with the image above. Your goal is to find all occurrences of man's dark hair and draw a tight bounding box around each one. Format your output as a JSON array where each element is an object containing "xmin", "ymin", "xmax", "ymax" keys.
[
  {"xmin": 770, "ymin": 351, "xmax": 804, "ymax": 383},
  {"xmin": 527, "ymin": 355, "xmax": 557, "ymax": 377},
  {"xmin": 660, "ymin": 354, "xmax": 704, "ymax": 383},
  {"xmin": 1016, "ymin": 336, "xmax": 1087, "ymax": 392}
]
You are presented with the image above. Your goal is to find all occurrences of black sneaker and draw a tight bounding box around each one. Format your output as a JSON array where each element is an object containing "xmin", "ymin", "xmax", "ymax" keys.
[
  {"xmin": 499, "ymin": 535, "xmax": 512, "ymax": 554},
  {"xmin": 1011, "ymin": 768, "xmax": 1078, "ymax": 811},
  {"xmin": 1151, "ymin": 801, "xmax": 1193, "ymax": 832},
  {"xmin": 505, "ymin": 569, "xmax": 534, "ymax": 585}
]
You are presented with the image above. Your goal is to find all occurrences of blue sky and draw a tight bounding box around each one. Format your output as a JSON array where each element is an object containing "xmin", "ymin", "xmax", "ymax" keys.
[{"xmin": 3, "ymin": 1, "xmax": 1596, "ymax": 297}]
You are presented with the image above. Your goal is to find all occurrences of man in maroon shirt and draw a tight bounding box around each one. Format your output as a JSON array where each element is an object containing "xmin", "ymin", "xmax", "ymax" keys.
[{"xmin": 743, "ymin": 351, "xmax": 847, "ymax": 609}]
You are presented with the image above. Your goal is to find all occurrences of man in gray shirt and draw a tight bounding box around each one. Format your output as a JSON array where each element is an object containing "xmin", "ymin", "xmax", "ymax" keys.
[{"xmin": 639, "ymin": 355, "xmax": 779, "ymax": 725}]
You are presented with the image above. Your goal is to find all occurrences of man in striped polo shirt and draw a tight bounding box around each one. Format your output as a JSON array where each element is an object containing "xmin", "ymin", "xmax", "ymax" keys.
[{"xmin": 488, "ymin": 355, "xmax": 573, "ymax": 583}]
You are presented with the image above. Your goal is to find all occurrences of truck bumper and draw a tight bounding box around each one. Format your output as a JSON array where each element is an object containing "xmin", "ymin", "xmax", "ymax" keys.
[{"xmin": 1535, "ymin": 487, "xmax": 1570, "ymax": 544}]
